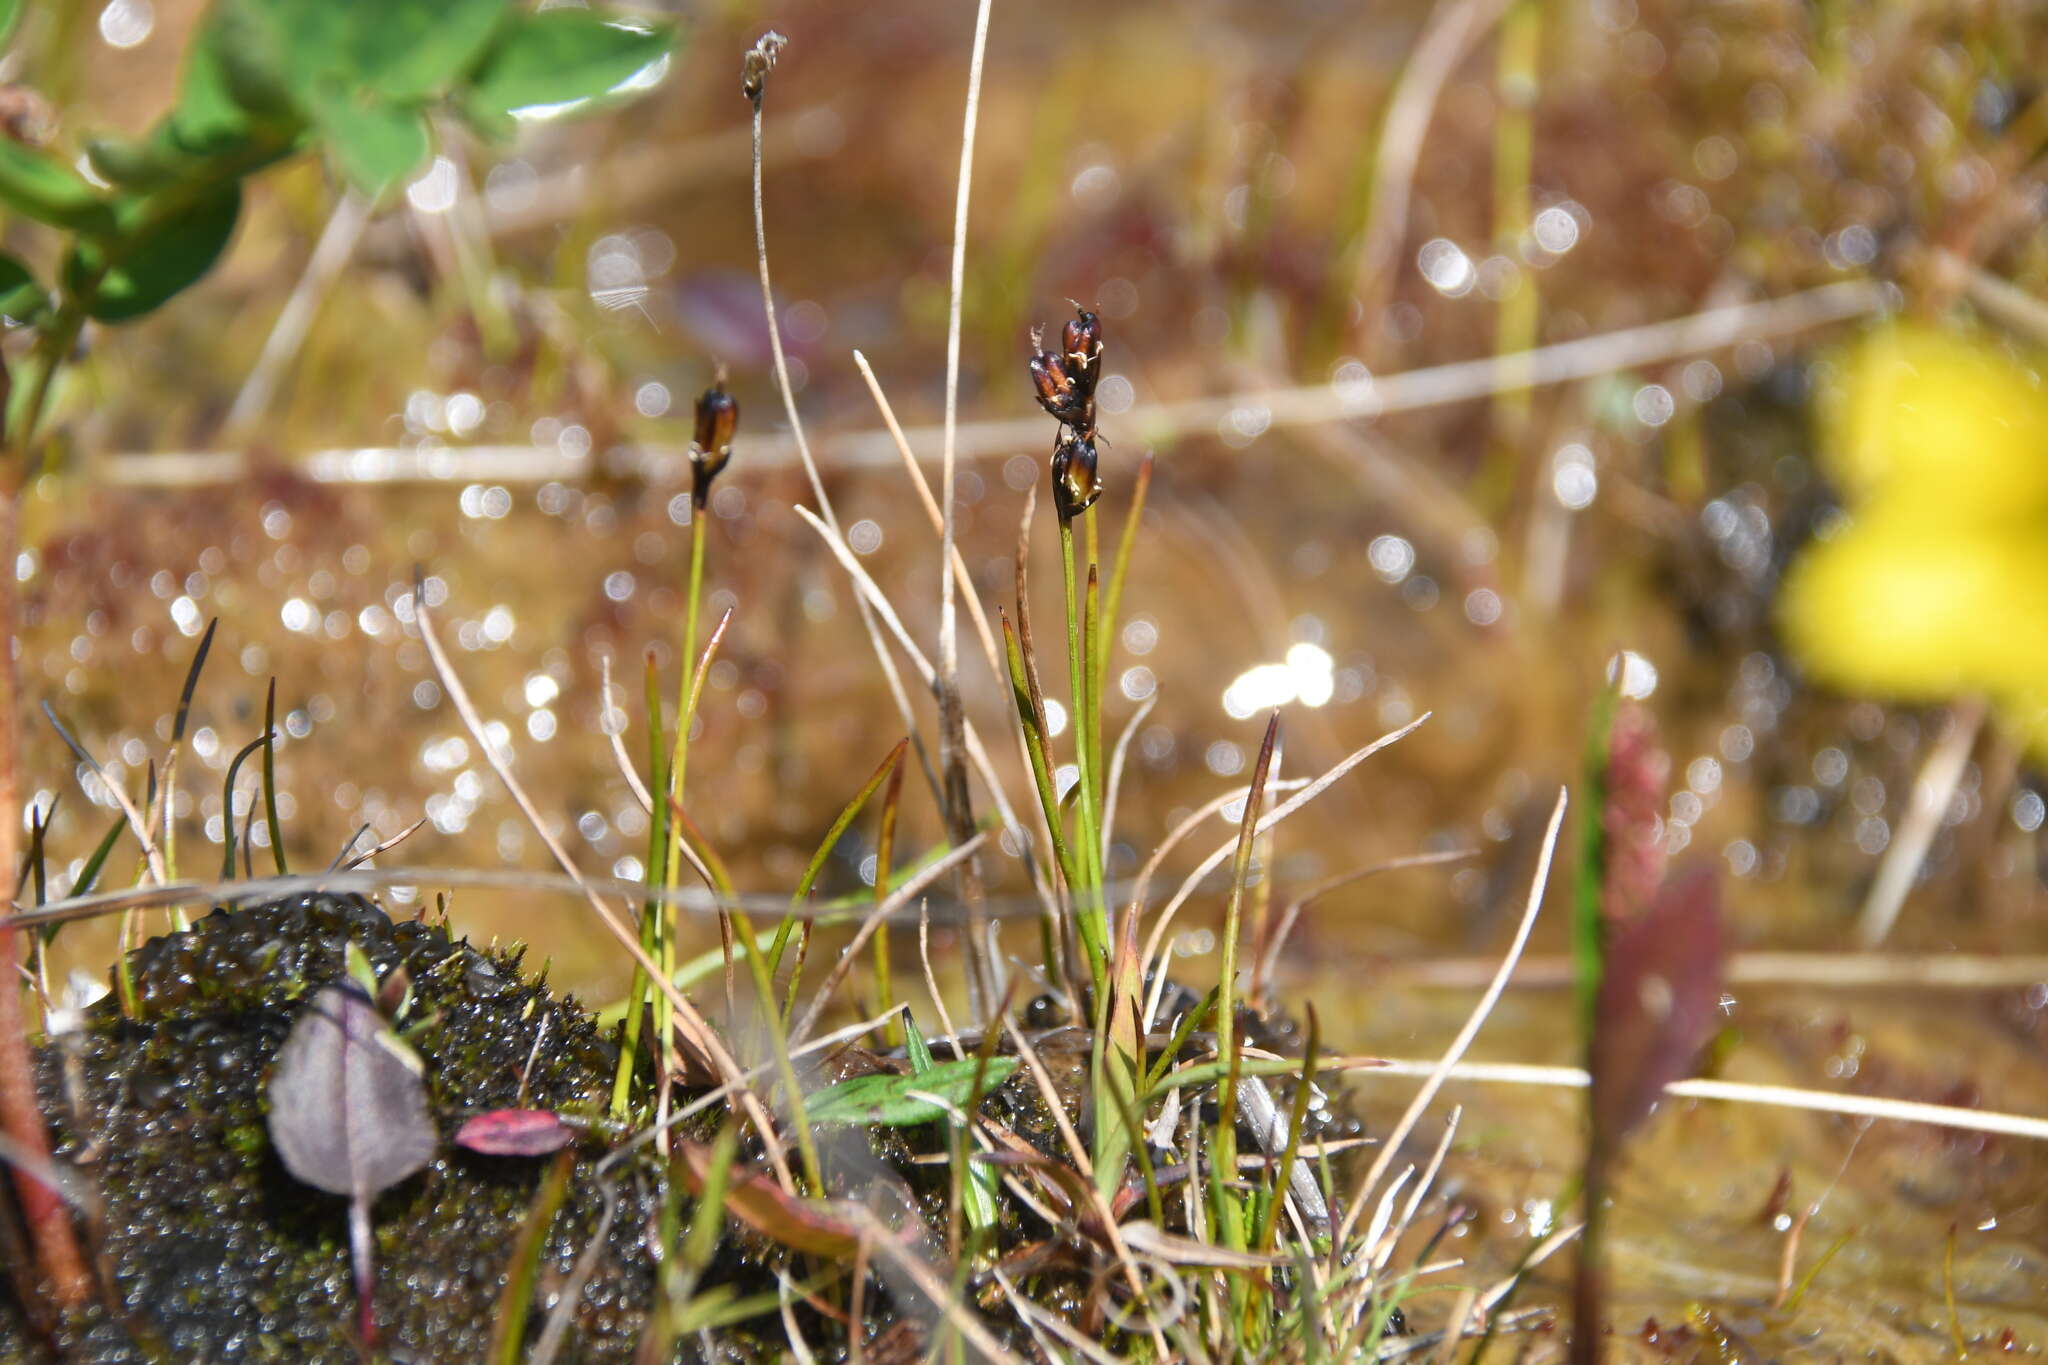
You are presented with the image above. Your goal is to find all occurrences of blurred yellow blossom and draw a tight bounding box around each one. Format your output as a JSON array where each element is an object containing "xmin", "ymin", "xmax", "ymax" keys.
[{"xmin": 1779, "ymin": 323, "xmax": 2048, "ymax": 759}]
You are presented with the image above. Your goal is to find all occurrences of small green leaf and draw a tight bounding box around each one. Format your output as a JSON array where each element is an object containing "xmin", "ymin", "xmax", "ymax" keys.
[
  {"xmin": 463, "ymin": 9, "xmax": 673, "ymax": 136},
  {"xmin": 804, "ymin": 1056, "xmax": 1018, "ymax": 1128},
  {"xmin": 0, "ymin": 252, "xmax": 45, "ymax": 321},
  {"xmin": 66, "ymin": 183, "xmax": 242, "ymax": 322},
  {"xmin": 0, "ymin": 0, "xmax": 23, "ymax": 49},
  {"xmin": 903, "ymin": 1011, "xmax": 935, "ymax": 1075},
  {"xmin": 0, "ymin": 140, "xmax": 114, "ymax": 232},
  {"xmin": 169, "ymin": 14, "xmax": 278, "ymax": 156},
  {"xmin": 306, "ymin": 87, "xmax": 429, "ymax": 199},
  {"xmin": 246, "ymin": 0, "xmax": 507, "ymax": 103}
]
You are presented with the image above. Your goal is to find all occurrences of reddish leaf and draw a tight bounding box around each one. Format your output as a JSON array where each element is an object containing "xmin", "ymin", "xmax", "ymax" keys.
[
  {"xmin": 671, "ymin": 1141, "xmax": 866, "ymax": 1259},
  {"xmin": 1590, "ymin": 866, "xmax": 1725, "ymax": 1149},
  {"xmin": 453, "ymin": 1109, "xmax": 575, "ymax": 1157},
  {"xmin": 1601, "ymin": 703, "xmax": 1670, "ymax": 924}
]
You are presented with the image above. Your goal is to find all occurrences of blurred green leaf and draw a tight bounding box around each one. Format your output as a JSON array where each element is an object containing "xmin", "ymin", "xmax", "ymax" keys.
[
  {"xmin": 65, "ymin": 184, "xmax": 242, "ymax": 322},
  {"xmin": 463, "ymin": 9, "xmax": 673, "ymax": 136},
  {"xmin": 86, "ymin": 134, "xmax": 189, "ymax": 192},
  {"xmin": 0, "ymin": 141, "xmax": 114, "ymax": 232},
  {"xmin": 307, "ymin": 87, "xmax": 429, "ymax": 199},
  {"xmin": 0, "ymin": 252, "xmax": 45, "ymax": 320},
  {"xmin": 0, "ymin": 0, "xmax": 23, "ymax": 50},
  {"xmin": 247, "ymin": 0, "xmax": 507, "ymax": 103},
  {"xmin": 170, "ymin": 14, "xmax": 281, "ymax": 156}
]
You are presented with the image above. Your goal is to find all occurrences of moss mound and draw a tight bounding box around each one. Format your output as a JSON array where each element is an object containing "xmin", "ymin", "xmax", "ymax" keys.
[{"xmin": 3, "ymin": 893, "xmax": 692, "ymax": 1363}]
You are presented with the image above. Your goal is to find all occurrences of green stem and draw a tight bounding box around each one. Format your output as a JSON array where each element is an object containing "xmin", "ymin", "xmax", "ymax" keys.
[
  {"xmin": 1057, "ymin": 518, "xmax": 1107, "ymax": 969},
  {"xmin": 1212, "ymin": 713, "xmax": 1280, "ymax": 1239}
]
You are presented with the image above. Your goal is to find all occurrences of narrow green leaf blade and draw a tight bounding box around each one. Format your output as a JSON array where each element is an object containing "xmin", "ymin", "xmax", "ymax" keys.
[{"xmin": 804, "ymin": 1056, "xmax": 1018, "ymax": 1128}]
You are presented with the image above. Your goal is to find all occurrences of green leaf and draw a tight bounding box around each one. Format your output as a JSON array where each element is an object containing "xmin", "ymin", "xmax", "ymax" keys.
[
  {"xmin": 0, "ymin": 0, "xmax": 23, "ymax": 49},
  {"xmin": 0, "ymin": 252, "xmax": 45, "ymax": 321},
  {"xmin": 804, "ymin": 1056, "xmax": 1018, "ymax": 1128},
  {"xmin": 903, "ymin": 1011, "xmax": 935, "ymax": 1074},
  {"xmin": 463, "ymin": 9, "xmax": 673, "ymax": 136},
  {"xmin": 306, "ymin": 86, "xmax": 429, "ymax": 199},
  {"xmin": 0, "ymin": 140, "xmax": 114, "ymax": 231},
  {"xmin": 170, "ymin": 14, "xmax": 276, "ymax": 156},
  {"xmin": 247, "ymin": 0, "xmax": 507, "ymax": 103},
  {"xmin": 66, "ymin": 183, "xmax": 242, "ymax": 323}
]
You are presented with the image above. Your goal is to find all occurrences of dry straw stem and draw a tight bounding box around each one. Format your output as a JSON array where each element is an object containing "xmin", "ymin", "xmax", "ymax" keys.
[
  {"xmin": 745, "ymin": 35, "xmax": 937, "ymax": 817},
  {"xmin": 6, "ymin": 861, "xmax": 1024, "ymax": 936},
  {"xmin": 411, "ymin": 589, "xmax": 799, "ymax": 1187},
  {"xmin": 1854, "ymin": 697, "xmax": 1984, "ymax": 948},
  {"xmin": 789, "ymin": 503, "xmax": 1036, "ymax": 850},
  {"xmin": 1334, "ymin": 786, "xmax": 1568, "ymax": 1253},
  {"xmin": 1334, "ymin": 950, "xmax": 2048, "ymax": 992},
  {"xmin": 101, "ymin": 283, "xmax": 1886, "ymax": 488},
  {"xmin": 1362, "ymin": 1059, "xmax": 2048, "ymax": 1143}
]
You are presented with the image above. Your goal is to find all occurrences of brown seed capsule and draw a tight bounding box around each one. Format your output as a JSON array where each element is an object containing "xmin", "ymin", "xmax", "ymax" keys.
[
  {"xmin": 1029, "ymin": 326, "xmax": 1093, "ymax": 428},
  {"xmin": 1050, "ymin": 435, "xmax": 1103, "ymax": 522},
  {"xmin": 1061, "ymin": 303, "xmax": 1103, "ymax": 391},
  {"xmin": 690, "ymin": 380, "xmax": 739, "ymax": 508},
  {"xmin": 742, "ymin": 31, "xmax": 786, "ymax": 104}
]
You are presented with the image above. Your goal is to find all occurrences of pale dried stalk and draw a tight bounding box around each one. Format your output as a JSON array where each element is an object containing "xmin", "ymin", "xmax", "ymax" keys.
[
  {"xmin": 1361, "ymin": 1059, "xmax": 2048, "ymax": 1142},
  {"xmin": 102, "ymin": 285, "xmax": 1886, "ymax": 487}
]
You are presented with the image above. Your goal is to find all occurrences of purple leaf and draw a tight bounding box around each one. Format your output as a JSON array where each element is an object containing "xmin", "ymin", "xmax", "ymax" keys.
[
  {"xmin": 268, "ymin": 986, "xmax": 436, "ymax": 1199},
  {"xmin": 454, "ymin": 1109, "xmax": 576, "ymax": 1157},
  {"xmin": 267, "ymin": 985, "xmax": 437, "ymax": 1347},
  {"xmin": 1590, "ymin": 866, "xmax": 1725, "ymax": 1149}
]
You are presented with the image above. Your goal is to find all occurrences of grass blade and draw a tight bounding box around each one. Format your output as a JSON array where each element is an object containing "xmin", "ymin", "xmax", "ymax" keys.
[
  {"xmin": 486, "ymin": 1149, "xmax": 574, "ymax": 1365},
  {"xmin": 261, "ymin": 679, "xmax": 287, "ymax": 875},
  {"xmin": 218, "ymin": 731, "xmax": 272, "ymax": 881}
]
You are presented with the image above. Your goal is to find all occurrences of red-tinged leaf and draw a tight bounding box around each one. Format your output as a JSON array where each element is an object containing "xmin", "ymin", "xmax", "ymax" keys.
[
  {"xmin": 454, "ymin": 1109, "xmax": 575, "ymax": 1157},
  {"xmin": 1590, "ymin": 865, "xmax": 1725, "ymax": 1150},
  {"xmin": 1601, "ymin": 702, "xmax": 1670, "ymax": 924},
  {"xmin": 670, "ymin": 1141, "xmax": 865, "ymax": 1259}
]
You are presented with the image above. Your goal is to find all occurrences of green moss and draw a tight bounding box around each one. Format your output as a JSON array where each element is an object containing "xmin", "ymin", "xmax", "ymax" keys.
[{"xmin": 0, "ymin": 894, "xmax": 718, "ymax": 1363}]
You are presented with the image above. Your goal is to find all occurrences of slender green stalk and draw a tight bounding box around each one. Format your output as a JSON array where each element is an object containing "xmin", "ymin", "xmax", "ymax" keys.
[
  {"xmin": 1001, "ymin": 612, "xmax": 1077, "ymax": 894},
  {"xmin": 611, "ymin": 651, "xmax": 671, "ymax": 1117},
  {"xmin": 768, "ymin": 737, "xmax": 907, "ymax": 978},
  {"xmin": 261, "ymin": 679, "xmax": 287, "ymax": 875},
  {"xmin": 871, "ymin": 756, "xmax": 906, "ymax": 1047},
  {"xmin": 1255, "ymin": 1003, "xmax": 1319, "ymax": 1252},
  {"xmin": 1212, "ymin": 713, "xmax": 1280, "ymax": 1246},
  {"xmin": 727, "ymin": 910, "xmax": 824, "ymax": 1196},
  {"xmin": 1095, "ymin": 453, "xmax": 1151, "ymax": 708},
  {"xmin": 1057, "ymin": 518, "xmax": 1106, "ymax": 948},
  {"xmin": 486, "ymin": 1149, "xmax": 574, "ymax": 1365}
]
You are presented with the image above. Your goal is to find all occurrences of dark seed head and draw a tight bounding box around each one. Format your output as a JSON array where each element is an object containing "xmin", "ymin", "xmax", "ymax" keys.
[
  {"xmin": 1050, "ymin": 435, "xmax": 1103, "ymax": 522},
  {"xmin": 1061, "ymin": 303, "xmax": 1103, "ymax": 388},
  {"xmin": 1029, "ymin": 326, "xmax": 1093, "ymax": 427},
  {"xmin": 690, "ymin": 379, "xmax": 739, "ymax": 508}
]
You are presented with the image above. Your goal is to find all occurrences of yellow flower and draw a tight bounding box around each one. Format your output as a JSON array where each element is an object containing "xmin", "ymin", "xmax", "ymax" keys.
[
  {"xmin": 1780, "ymin": 323, "xmax": 2048, "ymax": 760},
  {"xmin": 1818, "ymin": 325, "xmax": 2048, "ymax": 524}
]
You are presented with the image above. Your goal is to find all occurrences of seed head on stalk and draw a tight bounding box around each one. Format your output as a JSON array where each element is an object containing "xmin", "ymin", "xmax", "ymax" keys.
[{"xmin": 689, "ymin": 370, "xmax": 739, "ymax": 508}]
